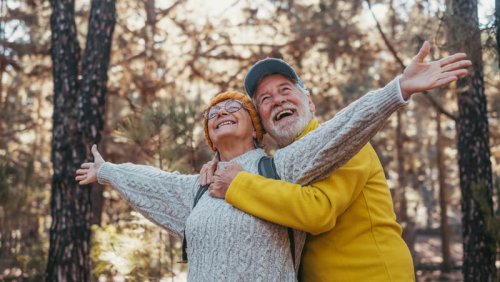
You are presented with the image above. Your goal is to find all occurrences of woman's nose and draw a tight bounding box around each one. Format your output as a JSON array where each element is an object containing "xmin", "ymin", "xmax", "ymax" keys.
[{"xmin": 215, "ymin": 109, "xmax": 229, "ymax": 118}]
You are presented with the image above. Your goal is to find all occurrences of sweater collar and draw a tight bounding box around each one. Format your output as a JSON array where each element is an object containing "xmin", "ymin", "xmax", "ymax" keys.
[
  {"xmin": 217, "ymin": 148, "xmax": 265, "ymax": 170},
  {"xmin": 294, "ymin": 118, "xmax": 319, "ymax": 141}
]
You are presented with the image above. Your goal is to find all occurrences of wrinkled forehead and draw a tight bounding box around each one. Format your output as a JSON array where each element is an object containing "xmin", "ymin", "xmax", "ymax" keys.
[{"xmin": 254, "ymin": 74, "xmax": 296, "ymax": 97}]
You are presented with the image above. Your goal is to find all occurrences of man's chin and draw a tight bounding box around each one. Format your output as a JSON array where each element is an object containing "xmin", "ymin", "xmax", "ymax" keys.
[
  {"xmin": 267, "ymin": 114, "xmax": 311, "ymax": 146},
  {"xmin": 273, "ymin": 116, "xmax": 297, "ymax": 129},
  {"xmin": 267, "ymin": 124, "xmax": 302, "ymax": 146}
]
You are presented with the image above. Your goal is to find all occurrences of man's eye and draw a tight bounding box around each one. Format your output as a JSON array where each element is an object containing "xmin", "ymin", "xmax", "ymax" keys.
[{"xmin": 260, "ymin": 96, "xmax": 270, "ymax": 104}]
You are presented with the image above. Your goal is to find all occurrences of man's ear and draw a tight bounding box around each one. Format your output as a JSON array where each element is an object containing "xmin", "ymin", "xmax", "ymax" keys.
[{"xmin": 306, "ymin": 91, "xmax": 316, "ymax": 113}]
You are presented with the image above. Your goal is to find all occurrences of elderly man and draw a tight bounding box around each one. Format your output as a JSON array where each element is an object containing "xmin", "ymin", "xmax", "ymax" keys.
[{"xmin": 203, "ymin": 41, "xmax": 470, "ymax": 281}]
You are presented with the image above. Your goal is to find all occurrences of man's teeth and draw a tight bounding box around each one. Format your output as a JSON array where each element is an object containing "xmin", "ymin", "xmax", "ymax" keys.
[
  {"xmin": 217, "ymin": 121, "xmax": 235, "ymax": 128},
  {"xmin": 275, "ymin": 110, "xmax": 293, "ymax": 121}
]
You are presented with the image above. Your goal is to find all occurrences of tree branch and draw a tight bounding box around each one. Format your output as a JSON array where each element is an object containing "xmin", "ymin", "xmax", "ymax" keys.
[
  {"xmin": 365, "ymin": 0, "xmax": 457, "ymax": 121},
  {"xmin": 422, "ymin": 91, "xmax": 458, "ymax": 121},
  {"xmin": 365, "ymin": 0, "xmax": 405, "ymax": 69}
]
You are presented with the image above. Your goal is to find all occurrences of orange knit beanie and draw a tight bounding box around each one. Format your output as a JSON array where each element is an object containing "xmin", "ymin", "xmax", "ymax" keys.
[{"xmin": 203, "ymin": 90, "xmax": 264, "ymax": 151}]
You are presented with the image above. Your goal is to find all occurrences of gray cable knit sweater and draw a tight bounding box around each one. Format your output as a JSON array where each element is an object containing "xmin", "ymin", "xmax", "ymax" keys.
[{"xmin": 97, "ymin": 78, "xmax": 407, "ymax": 281}]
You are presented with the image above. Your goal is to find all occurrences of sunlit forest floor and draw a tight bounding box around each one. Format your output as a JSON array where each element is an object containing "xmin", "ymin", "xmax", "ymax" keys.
[{"xmin": 414, "ymin": 231, "xmax": 463, "ymax": 281}]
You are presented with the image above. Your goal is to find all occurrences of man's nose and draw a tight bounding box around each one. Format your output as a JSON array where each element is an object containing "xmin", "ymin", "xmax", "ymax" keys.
[{"xmin": 271, "ymin": 93, "xmax": 286, "ymax": 106}]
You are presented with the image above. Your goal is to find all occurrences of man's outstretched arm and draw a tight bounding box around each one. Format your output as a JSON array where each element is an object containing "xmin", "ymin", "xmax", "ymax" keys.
[{"xmin": 213, "ymin": 145, "xmax": 375, "ymax": 234}]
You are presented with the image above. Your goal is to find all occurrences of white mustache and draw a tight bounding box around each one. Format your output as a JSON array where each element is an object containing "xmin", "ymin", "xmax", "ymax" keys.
[{"xmin": 270, "ymin": 103, "xmax": 297, "ymax": 120}]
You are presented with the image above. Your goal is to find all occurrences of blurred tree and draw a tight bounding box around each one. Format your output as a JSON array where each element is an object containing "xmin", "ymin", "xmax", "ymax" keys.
[
  {"xmin": 46, "ymin": 0, "xmax": 115, "ymax": 280},
  {"xmin": 436, "ymin": 112, "xmax": 452, "ymax": 272},
  {"xmin": 0, "ymin": 0, "xmax": 52, "ymax": 279},
  {"xmin": 496, "ymin": 0, "xmax": 499, "ymax": 67},
  {"xmin": 447, "ymin": 0, "xmax": 496, "ymax": 281}
]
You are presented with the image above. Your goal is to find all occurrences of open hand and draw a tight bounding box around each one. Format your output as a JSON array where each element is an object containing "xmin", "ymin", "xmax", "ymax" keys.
[
  {"xmin": 400, "ymin": 41, "xmax": 472, "ymax": 98},
  {"xmin": 75, "ymin": 144, "xmax": 105, "ymax": 185}
]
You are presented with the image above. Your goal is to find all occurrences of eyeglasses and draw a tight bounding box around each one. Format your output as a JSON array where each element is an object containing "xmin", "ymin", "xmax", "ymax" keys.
[{"xmin": 205, "ymin": 99, "xmax": 246, "ymax": 120}]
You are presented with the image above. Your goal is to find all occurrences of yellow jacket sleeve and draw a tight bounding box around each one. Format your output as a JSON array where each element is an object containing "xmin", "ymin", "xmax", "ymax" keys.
[{"xmin": 226, "ymin": 145, "xmax": 375, "ymax": 235}]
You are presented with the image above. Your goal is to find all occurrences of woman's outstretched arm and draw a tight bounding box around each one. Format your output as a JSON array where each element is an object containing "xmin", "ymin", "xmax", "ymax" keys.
[{"xmin": 76, "ymin": 145, "xmax": 199, "ymax": 237}]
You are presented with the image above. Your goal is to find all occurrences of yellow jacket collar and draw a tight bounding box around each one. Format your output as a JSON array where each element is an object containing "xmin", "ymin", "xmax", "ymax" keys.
[{"xmin": 295, "ymin": 118, "xmax": 319, "ymax": 141}]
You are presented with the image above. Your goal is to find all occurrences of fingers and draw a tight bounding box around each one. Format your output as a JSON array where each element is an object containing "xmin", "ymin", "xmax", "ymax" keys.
[
  {"xmin": 200, "ymin": 166, "xmax": 207, "ymax": 186},
  {"xmin": 207, "ymin": 180, "xmax": 225, "ymax": 199},
  {"xmin": 200, "ymin": 159, "xmax": 218, "ymax": 186},
  {"xmin": 75, "ymin": 175, "xmax": 86, "ymax": 181},
  {"xmin": 438, "ymin": 53, "xmax": 467, "ymax": 67},
  {"xmin": 92, "ymin": 144, "xmax": 104, "ymax": 162},
  {"xmin": 79, "ymin": 179, "xmax": 90, "ymax": 185},
  {"xmin": 414, "ymin": 41, "xmax": 430, "ymax": 63},
  {"xmin": 206, "ymin": 161, "xmax": 217, "ymax": 184},
  {"xmin": 434, "ymin": 76, "xmax": 458, "ymax": 87},
  {"xmin": 441, "ymin": 60, "xmax": 472, "ymax": 72},
  {"xmin": 75, "ymin": 174, "xmax": 90, "ymax": 185},
  {"xmin": 200, "ymin": 165, "xmax": 210, "ymax": 186},
  {"xmin": 440, "ymin": 69, "xmax": 469, "ymax": 80},
  {"xmin": 80, "ymin": 162, "xmax": 92, "ymax": 169},
  {"xmin": 75, "ymin": 168, "xmax": 88, "ymax": 175}
]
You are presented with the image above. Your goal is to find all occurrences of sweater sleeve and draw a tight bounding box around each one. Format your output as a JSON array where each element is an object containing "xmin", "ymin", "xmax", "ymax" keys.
[
  {"xmin": 273, "ymin": 77, "xmax": 407, "ymax": 185},
  {"xmin": 97, "ymin": 162, "xmax": 199, "ymax": 237}
]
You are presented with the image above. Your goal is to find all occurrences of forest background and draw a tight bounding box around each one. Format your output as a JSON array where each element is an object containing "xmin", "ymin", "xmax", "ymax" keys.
[{"xmin": 0, "ymin": 0, "xmax": 498, "ymax": 281}]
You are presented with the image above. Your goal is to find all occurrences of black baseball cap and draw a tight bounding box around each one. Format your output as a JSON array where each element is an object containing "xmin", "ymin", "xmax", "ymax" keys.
[{"xmin": 244, "ymin": 58, "xmax": 305, "ymax": 97}]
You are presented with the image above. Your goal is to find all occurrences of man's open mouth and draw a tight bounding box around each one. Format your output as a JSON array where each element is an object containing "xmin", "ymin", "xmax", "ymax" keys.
[{"xmin": 274, "ymin": 109, "xmax": 294, "ymax": 121}]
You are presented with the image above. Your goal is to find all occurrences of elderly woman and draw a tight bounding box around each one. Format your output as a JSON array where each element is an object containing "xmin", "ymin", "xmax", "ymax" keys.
[{"xmin": 76, "ymin": 87, "xmax": 407, "ymax": 281}]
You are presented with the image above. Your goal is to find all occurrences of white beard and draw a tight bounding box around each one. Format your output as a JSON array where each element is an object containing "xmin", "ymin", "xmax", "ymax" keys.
[{"xmin": 266, "ymin": 112, "xmax": 311, "ymax": 148}]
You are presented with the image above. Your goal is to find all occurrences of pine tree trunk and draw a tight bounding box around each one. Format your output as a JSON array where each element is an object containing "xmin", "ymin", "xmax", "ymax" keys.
[
  {"xmin": 46, "ymin": 0, "xmax": 115, "ymax": 280},
  {"xmin": 78, "ymin": 0, "xmax": 116, "ymax": 227},
  {"xmin": 496, "ymin": 0, "xmax": 500, "ymax": 68},
  {"xmin": 46, "ymin": 1, "xmax": 87, "ymax": 280},
  {"xmin": 448, "ymin": 1, "xmax": 496, "ymax": 280}
]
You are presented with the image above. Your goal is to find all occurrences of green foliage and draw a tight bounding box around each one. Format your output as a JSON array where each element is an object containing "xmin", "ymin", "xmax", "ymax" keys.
[
  {"xmin": 14, "ymin": 241, "xmax": 48, "ymax": 281},
  {"xmin": 115, "ymin": 95, "xmax": 204, "ymax": 172},
  {"xmin": 90, "ymin": 211, "xmax": 184, "ymax": 281},
  {"xmin": 0, "ymin": 155, "xmax": 49, "ymax": 280},
  {"xmin": 95, "ymin": 95, "xmax": 204, "ymax": 280}
]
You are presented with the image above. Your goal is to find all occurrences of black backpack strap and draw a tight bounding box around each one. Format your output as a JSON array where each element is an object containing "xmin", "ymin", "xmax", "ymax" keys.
[
  {"xmin": 258, "ymin": 156, "xmax": 280, "ymax": 180},
  {"xmin": 257, "ymin": 156, "xmax": 296, "ymax": 269},
  {"xmin": 179, "ymin": 184, "xmax": 209, "ymax": 263}
]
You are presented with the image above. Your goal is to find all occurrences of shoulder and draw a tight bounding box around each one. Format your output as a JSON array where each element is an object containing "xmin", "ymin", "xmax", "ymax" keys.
[{"xmin": 343, "ymin": 143, "xmax": 378, "ymax": 166}]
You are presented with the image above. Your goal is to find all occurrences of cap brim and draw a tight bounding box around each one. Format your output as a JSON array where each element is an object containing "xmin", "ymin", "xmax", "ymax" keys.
[{"xmin": 244, "ymin": 58, "xmax": 300, "ymax": 97}]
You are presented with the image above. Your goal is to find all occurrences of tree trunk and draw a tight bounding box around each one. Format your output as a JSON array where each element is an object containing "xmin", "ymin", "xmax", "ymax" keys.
[
  {"xmin": 496, "ymin": 0, "xmax": 499, "ymax": 68},
  {"xmin": 78, "ymin": 0, "xmax": 116, "ymax": 227},
  {"xmin": 46, "ymin": 0, "xmax": 115, "ymax": 280},
  {"xmin": 436, "ymin": 113, "xmax": 452, "ymax": 273},
  {"xmin": 448, "ymin": 1, "xmax": 496, "ymax": 281},
  {"xmin": 46, "ymin": 1, "xmax": 87, "ymax": 280}
]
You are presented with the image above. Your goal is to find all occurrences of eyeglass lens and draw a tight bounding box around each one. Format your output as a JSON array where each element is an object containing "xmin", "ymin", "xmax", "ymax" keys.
[{"xmin": 207, "ymin": 100, "xmax": 243, "ymax": 120}]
